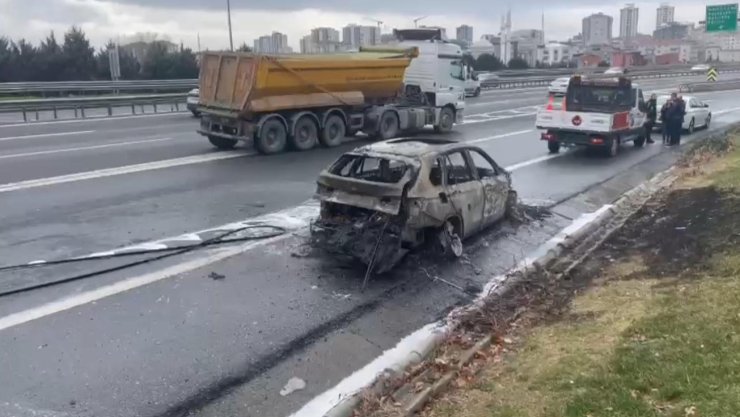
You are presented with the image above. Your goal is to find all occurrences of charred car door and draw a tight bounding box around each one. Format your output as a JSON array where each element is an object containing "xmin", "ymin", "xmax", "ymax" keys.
[
  {"xmin": 441, "ymin": 150, "xmax": 485, "ymax": 237},
  {"xmin": 466, "ymin": 148, "xmax": 510, "ymax": 226}
]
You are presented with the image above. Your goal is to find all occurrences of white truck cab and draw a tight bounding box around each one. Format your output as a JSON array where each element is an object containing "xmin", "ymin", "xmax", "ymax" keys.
[{"xmin": 392, "ymin": 28, "xmax": 466, "ymax": 126}]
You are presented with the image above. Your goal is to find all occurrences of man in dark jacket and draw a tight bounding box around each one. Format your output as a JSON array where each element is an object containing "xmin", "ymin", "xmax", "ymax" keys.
[
  {"xmin": 666, "ymin": 93, "xmax": 684, "ymax": 146},
  {"xmin": 644, "ymin": 94, "xmax": 657, "ymax": 144},
  {"xmin": 660, "ymin": 99, "xmax": 672, "ymax": 144}
]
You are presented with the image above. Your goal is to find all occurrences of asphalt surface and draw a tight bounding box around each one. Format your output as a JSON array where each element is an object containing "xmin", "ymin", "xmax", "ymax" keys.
[{"xmin": 2, "ymin": 73, "xmax": 740, "ymax": 417}]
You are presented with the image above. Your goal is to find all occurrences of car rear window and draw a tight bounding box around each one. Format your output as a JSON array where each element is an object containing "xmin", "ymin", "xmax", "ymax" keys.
[
  {"xmin": 566, "ymin": 85, "xmax": 633, "ymax": 112},
  {"xmin": 329, "ymin": 154, "xmax": 409, "ymax": 184}
]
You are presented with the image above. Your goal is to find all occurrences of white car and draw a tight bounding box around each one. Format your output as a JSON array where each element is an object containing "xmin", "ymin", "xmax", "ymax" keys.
[
  {"xmin": 604, "ymin": 66, "xmax": 627, "ymax": 75},
  {"xmin": 186, "ymin": 88, "xmax": 200, "ymax": 117},
  {"xmin": 691, "ymin": 64, "xmax": 710, "ymax": 72},
  {"xmin": 548, "ymin": 77, "xmax": 571, "ymax": 95},
  {"xmin": 656, "ymin": 95, "xmax": 711, "ymax": 133},
  {"xmin": 465, "ymin": 76, "xmax": 481, "ymax": 97}
]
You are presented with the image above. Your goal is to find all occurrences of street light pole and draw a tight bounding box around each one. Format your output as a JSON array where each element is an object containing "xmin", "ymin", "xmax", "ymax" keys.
[{"xmin": 227, "ymin": 0, "xmax": 234, "ymax": 51}]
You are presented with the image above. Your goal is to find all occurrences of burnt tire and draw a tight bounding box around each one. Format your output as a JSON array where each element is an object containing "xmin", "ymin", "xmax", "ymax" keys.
[
  {"xmin": 320, "ymin": 115, "xmax": 345, "ymax": 147},
  {"xmin": 505, "ymin": 190, "xmax": 519, "ymax": 218},
  {"xmin": 290, "ymin": 116, "xmax": 319, "ymax": 151},
  {"xmin": 547, "ymin": 141, "xmax": 561, "ymax": 154},
  {"xmin": 434, "ymin": 107, "xmax": 455, "ymax": 133},
  {"xmin": 207, "ymin": 135, "xmax": 237, "ymax": 150},
  {"xmin": 379, "ymin": 111, "xmax": 400, "ymax": 140},
  {"xmin": 255, "ymin": 119, "xmax": 288, "ymax": 155}
]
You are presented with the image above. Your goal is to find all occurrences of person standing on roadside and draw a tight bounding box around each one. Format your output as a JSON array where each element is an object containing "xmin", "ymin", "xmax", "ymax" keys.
[
  {"xmin": 644, "ymin": 94, "xmax": 657, "ymax": 144},
  {"xmin": 666, "ymin": 93, "xmax": 683, "ymax": 146},
  {"xmin": 660, "ymin": 98, "xmax": 673, "ymax": 144},
  {"xmin": 676, "ymin": 95, "xmax": 687, "ymax": 145}
]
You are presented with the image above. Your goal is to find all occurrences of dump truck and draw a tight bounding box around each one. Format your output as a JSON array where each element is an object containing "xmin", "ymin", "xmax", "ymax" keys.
[{"xmin": 196, "ymin": 30, "xmax": 466, "ymax": 154}]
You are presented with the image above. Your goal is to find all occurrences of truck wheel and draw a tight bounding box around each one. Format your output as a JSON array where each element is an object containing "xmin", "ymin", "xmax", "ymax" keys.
[
  {"xmin": 256, "ymin": 119, "xmax": 288, "ymax": 155},
  {"xmin": 320, "ymin": 115, "xmax": 345, "ymax": 147},
  {"xmin": 379, "ymin": 111, "xmax": 399, "ymax": 140},
  {"xmin": 208, "ymin": 135, "xmax": 237, "ymax": 150},
  {"xmin": 290, "ymin": 116, "xmax": 318, "ymax": 151},
  {"xmin": 547, "ymin": 141, "xmax": 560, "ymax": 154},
  {"xmin": 606, "ymin": 137, "xmax": 619, "ymax": 157},
  {"xmin": 434, "ymin": 107, "xmax": 455, "ymax": 133}
]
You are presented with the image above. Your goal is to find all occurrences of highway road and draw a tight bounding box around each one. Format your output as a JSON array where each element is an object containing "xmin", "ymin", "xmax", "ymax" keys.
[{"xmin": 1, "ymin": 73, "xmax": 740, "ymax": 417}]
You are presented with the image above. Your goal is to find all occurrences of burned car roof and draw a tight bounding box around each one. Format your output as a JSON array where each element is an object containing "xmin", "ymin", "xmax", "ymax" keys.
[{"xmin": 354, "ymin": 137, "xmax": 462, "ymax": 158}]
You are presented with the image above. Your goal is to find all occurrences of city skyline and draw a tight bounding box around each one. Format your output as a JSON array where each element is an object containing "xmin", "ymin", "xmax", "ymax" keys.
[{"xmin": 0, "ymin": 0, "xmax": 730, "ymax": 51}]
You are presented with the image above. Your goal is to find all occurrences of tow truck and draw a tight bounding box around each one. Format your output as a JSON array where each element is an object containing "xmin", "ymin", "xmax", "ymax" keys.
[{"xmin": 535, "ymin": 75, "xmax": 647, "ymax": 157}]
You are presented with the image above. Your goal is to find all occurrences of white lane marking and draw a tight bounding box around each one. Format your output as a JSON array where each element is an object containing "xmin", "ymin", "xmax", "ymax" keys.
[
  {"xmin": 0, "ymin": 137, "xmax": 174, "ymax": 160},
  {"xmin": 507, "ymin": 153, "xmax": 563, "ymax": 171},
  {"xmin": 0, "ymin": 203, "xmax": 320, "ymax": 332},
  {"xmin": 0, "ymin": 111, "xmax": 189, "ymax": 129},
  {"xmin": 0, "ymin": 130, "xmax": 96, "ymax": 142},
  {"xmin": 0, "ymin": 151, "xmax": 253, "ymax": 194},
  {"xmin": 467, "ymin": 129, "xmax": 534, "ymax": 144},
  {"xmin": 714, "ymin": 106, "xmax": 740, "ymax": 115}
]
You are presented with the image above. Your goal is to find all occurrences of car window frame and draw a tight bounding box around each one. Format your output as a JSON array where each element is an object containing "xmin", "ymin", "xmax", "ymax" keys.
[
  {"xmin": 441, "ymin": 150, "xmax": 475, "ymax": 186},
  {"xmin": 464, "ymin": 148, "xmax": 502, "ymax": 180}
]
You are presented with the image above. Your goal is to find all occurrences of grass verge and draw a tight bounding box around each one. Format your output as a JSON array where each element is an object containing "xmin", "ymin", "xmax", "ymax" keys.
[{"xmin": 425, "ymin": 132, "xmax": 740, "ymax": 417}]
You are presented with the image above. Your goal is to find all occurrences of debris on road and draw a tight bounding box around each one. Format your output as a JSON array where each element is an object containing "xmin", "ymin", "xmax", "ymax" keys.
[
  {"xmin": 280, "ymin": 377, "xmax": 307, "ymax": 397},
  {"xmin": 208, "ymin": 272, "xmax": 225, "ymax": 281}
]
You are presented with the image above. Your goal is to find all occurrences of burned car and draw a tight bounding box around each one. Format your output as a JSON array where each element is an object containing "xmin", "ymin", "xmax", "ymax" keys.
[{"xmin": 311, "ymin": 138, "xmax": 517, "ymax": 273}]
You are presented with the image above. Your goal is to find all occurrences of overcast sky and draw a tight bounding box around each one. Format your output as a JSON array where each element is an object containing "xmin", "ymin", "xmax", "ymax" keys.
[{"xmin": 0, "ymin": 0, "xmax": 731, "ymax": 50}]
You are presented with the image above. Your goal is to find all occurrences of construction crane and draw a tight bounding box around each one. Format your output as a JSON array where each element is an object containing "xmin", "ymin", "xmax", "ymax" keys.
[
  {"xmin": 363, "ymin": 17, "xmax": 384, "ymax": 31},
  {"xmin": 413, "ymin": 16, "xmax": 428, "ymax": 28}
]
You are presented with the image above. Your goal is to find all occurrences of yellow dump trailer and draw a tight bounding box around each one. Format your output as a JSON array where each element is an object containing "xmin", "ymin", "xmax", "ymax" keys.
[
  {"xmin": 198, "ymin": 48, "xmax": 415, "ymax": 115},
  {"xmin": 196, "ymin": 46, "xmax": 464, "ymax": 154}
]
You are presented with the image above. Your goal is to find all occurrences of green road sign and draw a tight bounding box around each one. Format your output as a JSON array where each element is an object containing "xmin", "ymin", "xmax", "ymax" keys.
[
  {"xmin": 707, "ymin": 67, "xmax": 718, "ymax": 82},
  {"xmin": 706, "ymin": 3, "xmax": 738, "ymax": 32}
]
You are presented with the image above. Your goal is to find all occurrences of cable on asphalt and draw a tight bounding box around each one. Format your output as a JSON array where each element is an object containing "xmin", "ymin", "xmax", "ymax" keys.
[{"xmin": 0, "ymin": 225, "xmax": 286, "ymax": 298}]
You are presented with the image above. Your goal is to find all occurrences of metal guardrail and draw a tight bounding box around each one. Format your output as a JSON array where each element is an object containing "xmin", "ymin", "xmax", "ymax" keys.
[
  {"xmin": 0, "ymin": 93, "xmax": 187, "ymax": 122},
  {"xmin": 481, "ymin": 68, "xmax": 740, "ymax": 89},
  {"xmin": 679, "ymin": 79, "xmax": 740, "ymax": 93},
  {"xmin": 0, "ymin": 80, "xmax": 197, "ymax": 95}
]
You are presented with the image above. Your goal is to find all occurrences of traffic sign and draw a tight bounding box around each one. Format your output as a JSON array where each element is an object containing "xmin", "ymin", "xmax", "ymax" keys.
[
  {"xmin": 706, "ymin": 4, "xmax": 738, "ymax": 32},
  {"xmin": 707, "ymin": 67, "xmax": 719, "ymax": 82}
]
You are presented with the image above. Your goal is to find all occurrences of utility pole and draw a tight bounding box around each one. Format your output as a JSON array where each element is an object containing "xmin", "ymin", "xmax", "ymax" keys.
[{"xmin": 227, "ymin": 0, "xmax": 234, "ymax": 51}]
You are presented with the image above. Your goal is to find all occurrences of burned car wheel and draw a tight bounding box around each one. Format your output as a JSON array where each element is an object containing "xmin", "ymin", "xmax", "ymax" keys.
[{"xmin": 439, "ymin": 220, "xmax": 463, "ymax": 258}]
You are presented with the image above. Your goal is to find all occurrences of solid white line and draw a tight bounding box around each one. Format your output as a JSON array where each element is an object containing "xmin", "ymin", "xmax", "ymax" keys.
[
  {"xmin": 507, "ymin": 153, "xmax": 563, "ymax": 171},
  {"xmin": 467, "ymin": 129, "xmax": 534, "ymax": 144},
  {"xmin": 0, "ymin": 151, "xmax": 252, "ymax": 194},
  {"xmin": 0, "ymin": 137, "xmax": 174, "ymax": 160},
  {"xmin": 0, "ymin": 111, "xmax": 189, "ymax": 129},
  {"xmin": 0, "ymin": 130, "xmax": 96, "ymax": 142}
]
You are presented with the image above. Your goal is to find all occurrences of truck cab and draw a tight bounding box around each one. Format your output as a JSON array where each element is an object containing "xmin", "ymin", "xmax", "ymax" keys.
[
  {"xmin": 393, "ymin": 28, "xmax": 466, "ymax": 126},
  {"xmin": 536, "ymin": 75, "xmax": 647, "ymax": 157}
]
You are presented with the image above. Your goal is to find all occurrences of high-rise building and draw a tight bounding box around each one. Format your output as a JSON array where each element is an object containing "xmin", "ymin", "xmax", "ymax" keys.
[
  {"xmin": 310, "ymin": 27, "xmax": 341, "ymax": 53},
  {"xmin": 342, "ymin": 24, "xmax": 380, "ymax": 47},
  {"xmin": 456, "ymin": 25, "xmax": 474, "ymax": 46},
  {"xmin": 582, "ymin": 13, "xmax": 614, "ymax": 46},
  {"xmin": 656, "ymin": 3, "xmax": 675, "ymax": 29},
  {"xmin": 620, "ymin": 4, "xmax": 639, "ymax": 40},
  {"xmin": 300, "ymin": 35, "xmax": 318, "ymax": 54},
  {"xmin": 253, "ymin": 31, "xmax": 291, "ymax": 54}
]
